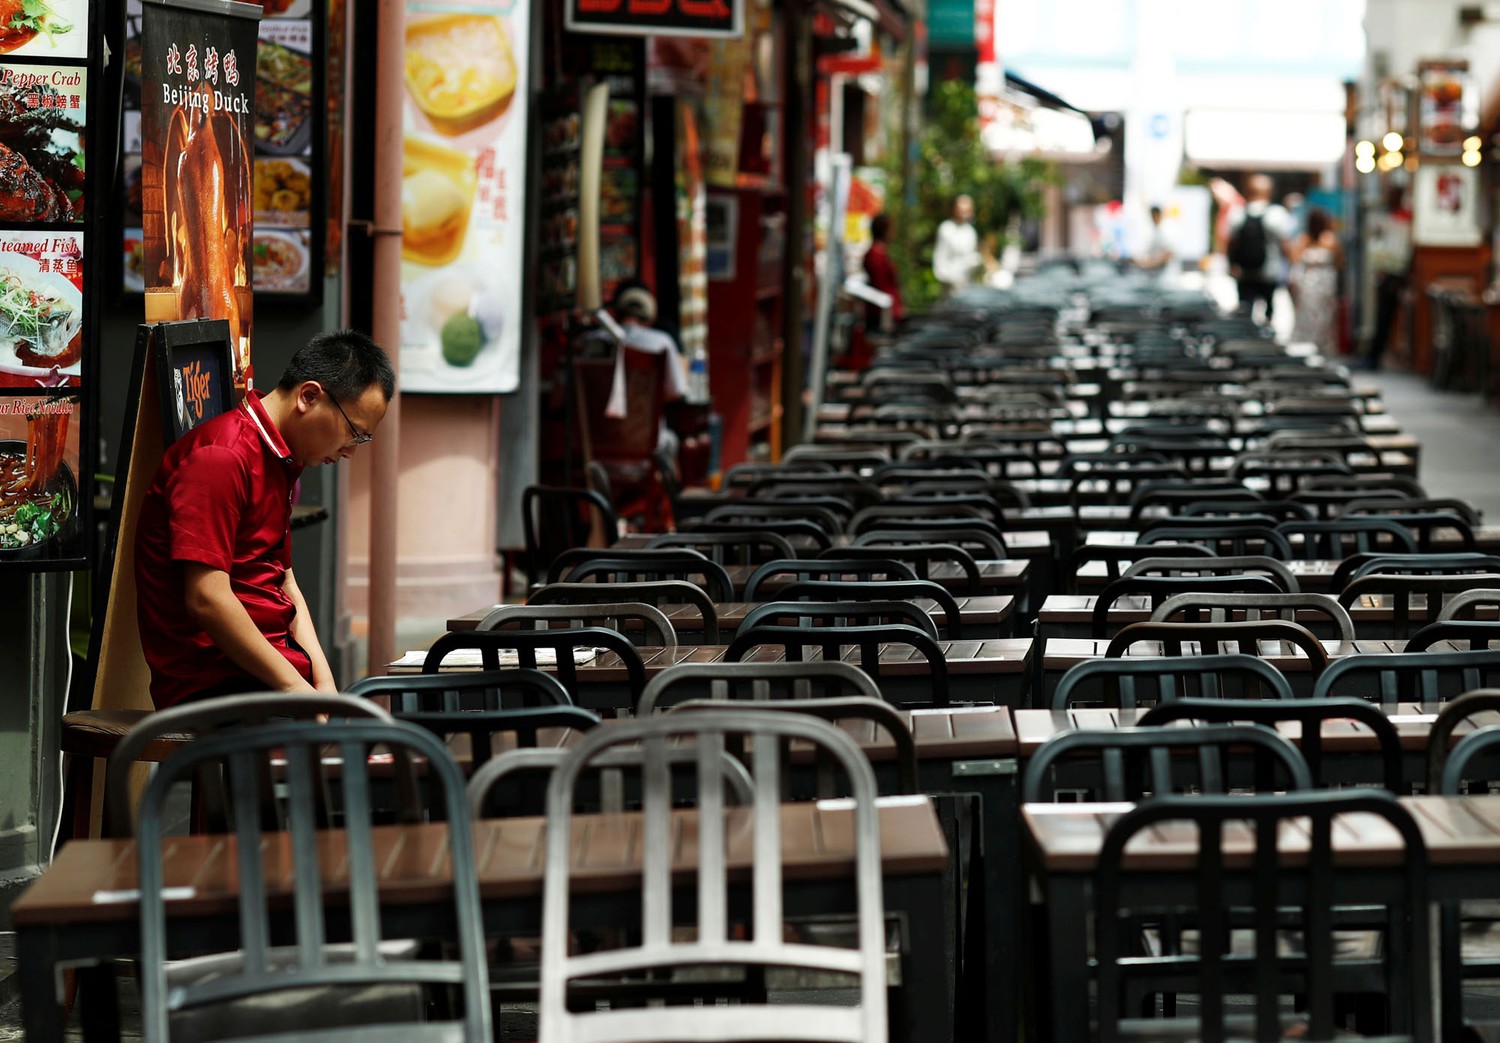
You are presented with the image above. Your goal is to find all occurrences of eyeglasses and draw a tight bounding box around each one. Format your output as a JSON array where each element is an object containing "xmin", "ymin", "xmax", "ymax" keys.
[{"xmin": 326, "ymin": 391, "xmax": 373, "ymax": 446}]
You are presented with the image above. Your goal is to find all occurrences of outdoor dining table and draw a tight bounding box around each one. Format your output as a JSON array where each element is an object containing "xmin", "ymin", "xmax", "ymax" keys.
[
  {"xmin": 13, "ymin": 800, "xmax": 952, "ymax": 1043},
  {"xmin": 447, "ymin": 595, "xmax": 1017, "ymax": 641},
  {"xmin": 1022, "ymin": 794, "xmax": 1500, "ymax": 1041},
  {"xmin": 1072, "ymin": 556, "xmax": 1345, "ymax": 593},
  {"xmin": 395, "ymin": 638, "xmax": 1040, "ymax": 711},
  {"xmin": 1086, "ymin": 525, "xmax": 1500, "ymax": 557},
  {"xmin": 1035, "ymin": 592, "xmax": 1495, "ymax": 642}
]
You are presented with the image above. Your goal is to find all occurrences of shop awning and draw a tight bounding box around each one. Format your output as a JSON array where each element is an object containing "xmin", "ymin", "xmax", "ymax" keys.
[
  {"xmin": 1183, "ymin": 108, "xmax": 1347, "ymax": 170},
  {"xmin": 981, "ymin": 71, "xmax": 1100, "ymax": 159}
]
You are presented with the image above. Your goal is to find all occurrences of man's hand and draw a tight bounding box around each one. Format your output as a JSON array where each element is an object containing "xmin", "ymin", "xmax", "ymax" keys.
[{"xmin": 183, "ymin": 563, "xmax": 318, "ymax": 692}]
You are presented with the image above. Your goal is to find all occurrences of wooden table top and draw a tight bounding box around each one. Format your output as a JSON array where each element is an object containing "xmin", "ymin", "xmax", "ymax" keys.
[
  {"xmin": 722, "ymin": 560, "xmax": 1033, "ymax": 596},
  {"xmin": 402, "ymin": 639, "xmax": 1037, "ymax": 680},
  {"xmin": 1024, "ymin": 794, "xmax": 1500, "ymax": 874},
  {"xmin": 447, "ymin": 596, "xmax": 1016, "ymax": 634},
  {"xmin": 1086, "ymin": 527, "xmax": 1500, "ymax": 553},
  {"xmin": 1037, "ymin": 593, "xmax": 1493, "ymax": 626},
  {"xmin": 1011, "ymin": 703, "xmax": 1500, "ymax": 758},
  {"xmin": 440, "ymin": 704, "xmax": 1018, "ymax": 767},
  {"xmin": 614, "ymin": 531, "xmax": 1054, "ymax": 559},
  {"xmin": 13, "ymin": 800, "xmax": 950, "ymax": 927},
  {"xmin": 1031, "ymin": 636, "xmax": 1392, "ymax": 673},
  {"xmin": 1073, "ymin": 558, "xmax": 1344, "ymax": 591}
]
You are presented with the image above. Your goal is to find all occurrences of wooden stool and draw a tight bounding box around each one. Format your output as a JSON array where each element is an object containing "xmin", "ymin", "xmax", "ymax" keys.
[{"xmin": 60, "ymin": 709, "xmax": 193, "ymax": 840}]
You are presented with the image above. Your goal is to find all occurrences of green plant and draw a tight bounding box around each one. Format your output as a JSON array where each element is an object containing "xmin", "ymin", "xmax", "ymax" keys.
[{"xmin": 882, "ymin": 79, "xmax": 1058, "ymax": 312}]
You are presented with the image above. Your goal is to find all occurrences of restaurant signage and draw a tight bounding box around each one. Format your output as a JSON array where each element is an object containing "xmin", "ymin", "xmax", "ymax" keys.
[
  {"xmin": 566, "ymin": 0, "xmax": 744, "ymax": 39},
  {"xmin": 140, "ymin": 0, "xmax": 260, "ymax": 386},
  {"xmin": 0, "ymin": 0, "xmax": 101, "ymax": 572},
  {"xmin": 398, "ymin": 0, "xmax": 530, "ymax": 394}
]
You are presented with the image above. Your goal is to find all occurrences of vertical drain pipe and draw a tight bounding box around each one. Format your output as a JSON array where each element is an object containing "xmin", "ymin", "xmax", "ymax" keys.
[{"xmin": 366, "ymin": 0, "xmax": 404, "ymax": 676}]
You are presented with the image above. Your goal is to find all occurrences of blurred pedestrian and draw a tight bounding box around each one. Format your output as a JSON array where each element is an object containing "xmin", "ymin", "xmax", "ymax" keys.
[
  {"xmin": 863, "ymin": 212, "xmax": 903, "ymax": 331},
  {"xmin": 1136, "ymin": 205, "xmax": 1174, "ymax": 273},
  {"xmin": 1226, "ymin": 174, "xmax": 1296, "ymax": 324},
  {"xmin": 933, "ymin": 194, "xmax": 982, "ymax": 294},
  {"xmin": 1286, "ymin": 207, "xmax": 1344, "ymax": 354}
]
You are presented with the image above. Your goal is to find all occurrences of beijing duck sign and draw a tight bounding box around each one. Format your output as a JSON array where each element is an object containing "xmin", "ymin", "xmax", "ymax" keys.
[
  {"xmin": 566, "ymin": 0, "xmax": 744, "ymax": 38},
  {"xmin": 141, "ymin": 0, "xmax": 260, "ymax": 387}
]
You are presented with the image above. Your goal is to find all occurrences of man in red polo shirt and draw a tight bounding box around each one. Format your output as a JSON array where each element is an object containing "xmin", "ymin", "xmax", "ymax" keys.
[{"xmin": 136, "ymin": 329, "xmax": 395, "ymax": 709}]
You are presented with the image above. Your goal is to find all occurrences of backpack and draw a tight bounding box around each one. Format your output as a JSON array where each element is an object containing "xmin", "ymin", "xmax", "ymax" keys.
[{"xmin": 1227, "ymin": 211, "xmax": 1268, "ymax": 271}]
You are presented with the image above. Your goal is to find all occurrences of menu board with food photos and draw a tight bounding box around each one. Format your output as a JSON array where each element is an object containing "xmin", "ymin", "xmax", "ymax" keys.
[
  {"xmin": 535, "ymin": 85, "xmax": 579, "ymax": 315},
  {"xmin": 398, "ymin": 0, "xmax": 530, "ymax": 394},
  {"xmin": 120, "ymin": 0, "xmax": 325, "ymax": 307},
  {"xmin": 0, "ymin": 0, "xmax": 101, "ymax": 572}
]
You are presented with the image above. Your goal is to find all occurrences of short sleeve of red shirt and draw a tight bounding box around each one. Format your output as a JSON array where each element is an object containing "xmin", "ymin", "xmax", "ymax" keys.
[{"xmin": 165, "ymin": 444, "xmax": 250, "ymax": 573}]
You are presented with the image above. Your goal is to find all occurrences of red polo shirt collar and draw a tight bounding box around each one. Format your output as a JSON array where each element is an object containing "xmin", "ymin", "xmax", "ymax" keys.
[{"xmin": 242, "ymin": 390, "xmax": 293, "ymax": 462}]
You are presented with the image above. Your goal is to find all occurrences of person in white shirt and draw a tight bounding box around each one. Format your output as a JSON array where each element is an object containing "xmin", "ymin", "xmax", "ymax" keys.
[
  {"xmin": 611, "ymin": 282, "xmax": 687, "ymax": 459},
  {"xmin": 932, "ymin": 194, "xmax": 982, "ymax": 294},
  {"xmin": 1225, "ymin": 174, "xmax": 1296, "ymax": 325},
  {"xmin": 1136, "ymin": 205, "xmax": 1174, "ymax": 273}
]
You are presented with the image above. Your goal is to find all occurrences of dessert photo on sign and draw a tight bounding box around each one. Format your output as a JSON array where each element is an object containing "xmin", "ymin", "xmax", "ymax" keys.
[{"xmin": 0, "ymin": 231, "xmax": 83, "ymax": 389}]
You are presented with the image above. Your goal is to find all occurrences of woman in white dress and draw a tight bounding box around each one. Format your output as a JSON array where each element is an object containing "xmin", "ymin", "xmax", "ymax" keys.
[{"xmin": 1287, "ymin": 207, "xmax": 1344, "ymax": 353}]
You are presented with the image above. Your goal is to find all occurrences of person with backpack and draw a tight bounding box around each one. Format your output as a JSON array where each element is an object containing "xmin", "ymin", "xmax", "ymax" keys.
[{"xmin": 1225, "ymin": 174, "xmax": 1296, "ymax": 325}]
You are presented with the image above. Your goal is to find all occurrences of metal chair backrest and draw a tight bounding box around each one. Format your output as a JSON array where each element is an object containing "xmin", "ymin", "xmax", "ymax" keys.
[
  {"xmin": 399, "ymin": 705, "xmax": 600, "ymax": 770},
  {"xmin": 346, "ymin": 668, "xmax": 574, "ymax": 714},
  {"xmin": 848, "ymin": 502, "xmax": 1000, "ymax": 535},
  {"xmin": 538, "ymin": 710, "xmax": 889, "ymax": 1043},
  {"xmin": 1277, "ymin": 518, "xmax": 1419, "ymax": 560},
  {"xmin": 1064, "ymin": 541, "xmax": 1215, "ymax": 594},
  {"xmin": 1427, "ymin": 689, "xmax": 1500, "ymax": 790},
  {"xmin": 1356, "ymin": 510, "xmax": 1478, "ymax": 553},
  {"xmin": 557, "ymin": 551, "xmax": 735, "ymax": 601},
  {"xmin": 528, "ymin": 580, "xmax": 721, "ymax": 644},
  {"xmin": 738, "ymin": 600, "xmax": 939, "ymax": 641},
  {"xmin": 1343, "ymin": 497, "xmax": 1481, "ymax": 528},
  {"xmin": 1313, "ymin": 647, "xmax": 1500, "ymax": 708},
  {"xmin": 422, "ymin": 627, "xmax": 647, "ymax": 710},
  {"xmin": 822, "ymin": 542, "xmax": 983, "ymax": 595},
  {"xmin": 635, "ymin": 660, "xmax": 884, "ymax": 715},
  {"xmin": 1437, "ymin": 587, "xmax": 1500, "ymax": 622},
  {"xmin": 703, "ymin": 500, "xmax": 849, "ymax": 536},
  {"xmin": 1021, "ymin": 723, "xmax": 1313, "ymax": 802},
  {"xmin": 1105, "ymin": 618, "xmax": 1330, "ymax": 678},
  {"xmin": 1139, "ymin": 696, "xmax": 1402, "ymax": 791},
  {"xmin": 646, "ymin": 530, "xmax": 797, "ymax": 566},
  {"xmin": 1052, "ymin": 653, "xmax": 1296, "ymax": 710},
  {"xmin": 725, "ymin": 622, "xmax": 949, "ymax": 707},
  {"xmin": 1406, "ymin": 619, "xmax": 1500, "ymax": 652},
  {"xmin": 138, "ymin": 720, "xmax": 492, "ymax": 1043},
  {"xmin": 1129, "ymin": 486, "xmax": 1261, "ymax": 522},
  {"xmin": 679, "ymin": 517, "xmax": 834, "ymax": 552},
  {"xmin": 1151, "ymin": 591, "xmax": 1355, "ymax": 643},
  {"xmin": 670, "ymin": 695, "xmax": 920, "ymax": 797},
  {"xmin": 1139, "ymin": 523, "xmax": 1293, "ymax": 559},
  {"xmin": 1123, "ymin": 554, "xmax": 1299, "ymax": 593},
  {"xmin": 1182, "ymin": 498, "xmax": 1317, "ymax": 523},
  {"xmin": 477, "ymin": 601, "xmax": 678, "ymax": 648},
  {"xmin": 522, "ymin": 484, "xmax": 618, "ymax": 588},
  {"xmin": 1092, "ymin": 573, "xmax": 1284, "ymax": 637},
  {"xmin": 1338, "ymin": 573, "xmax": 1500, "ymax": 639},
  {"xmin": 854, "ymin": 525, "xmax": 1007, "ymax": 559},
  {"xmin": 1094, "ymin": 791, "xmax": 1431, "ymax": 1043},
  {"xmin": 778, "ymin": 579, "xmax": 967, "ymax": 639},
  {"xmin": 1332, "ymin": 552, "xmax": 1500, "ymax": 593},
  {"xmin": 105, "ymin": 693, "xmax": 393, "ymax": 839},
  {"xmin": 743, "ymin": 556, "xmax": 918, "ymax": 600}
]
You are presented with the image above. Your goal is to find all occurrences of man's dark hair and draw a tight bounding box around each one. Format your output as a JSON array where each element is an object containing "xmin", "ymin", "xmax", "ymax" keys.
[
  {"xmin": 1149, "ymin": 206, "xmax": 1162, "ymax": 221},
  {"xmin": 278, "ymin": 328, "xmax": 395, "ymax": 401}
]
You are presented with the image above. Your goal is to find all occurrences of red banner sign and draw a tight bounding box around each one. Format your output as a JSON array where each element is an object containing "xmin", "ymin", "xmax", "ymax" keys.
[{"xmin": 566, "ymin": 0, "xmax": 743, "ymax": 39}]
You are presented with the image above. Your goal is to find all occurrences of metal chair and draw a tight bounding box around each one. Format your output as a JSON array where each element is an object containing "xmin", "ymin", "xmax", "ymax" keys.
[
  {"xmin": 1021, "ymin": 723, "xmax": 1313, "ymax": 802},
  {"xmin": 1353, "ymin": 510, "xmax": 1478, "ymax": 554},
  {"xmin": 821, "ymin": 543, "xmax": 984, "ymax": 596},
  {"xmin": 537, "ymin": 711, "xmax": 890, "ymax": 1043},
  {"xmin": 635, "ymin": 660, "xmax": 885, "ymax": 716},
  {"xmin": 743, "ymin": 557, "xmax": 918, "ymax": 600},
  {"xmin": 137, "ymin": 720, "xmax": 492, "ymax": 1043},
  {"xmin": 1105, "ymin": 618, "xmax": 1330, "ymax": 678},
  {"xmin": 1123, "ymin": 553, "xmax": 1299, "ymax": 593},
  {"xmin": 1338, "ymin": 573, "xmax": 1500, "ymax": 639},
  {"xmin": 738, "ymin": 600, "xmax": 939, "ymax": 641},
  {"xmin": 529, "ymin": 580, "xmax": 722, "ymax": 644},
  {"xmin": 398, "ymin": 705, "xmax": 601, "ymax": 773},
  {"xmin": 848, "ymin": 502, "xmax": 996, "ymax": 535},
  {"xmin": 1138, "ymin": 522, "xmax": 1293, "ymax": 558},
  {"xmin": 778, "ymin": 579, "xmax": 967, "ymax": 639},
  {"xmin": 1313, "ymin": 647, "xmax": 1500, "ymax": 708},
  {"xmin": 1438, "ymin": 588, "xmax": 1500, "ymax": 622},
  {"xmin": 1063, "ymin": 542, "xmax": 1215, "ymax": 595},
  {"xmin": 703, "ymin": 499, "xmax": 853, "ymax": 536},
  {"xmin": 552, "ymin": 549, "xmax": 735, "ymax": 601},
  {"xmin": 522, "ymin": 484, "xmax": 618, "ymax": 588},
  {"xmin": 346, "ymin": 668, "xmax": 575, "ymax": 713},
  {"xmin": 1424, "ymin": 689, "xmax": 1500, "ymax": 791},
  {"xmin": 854, "ymin": 526, "xmax": 1007, "ymax": 559},
  {"xmin": 477, "ymin": 602, "xmax": 677, "ymax": 648},
  {"xmin": 646, "ymin": 530, "xmax": 798, "ymax": 566},
  {"xmin": 1277, "ymin": 518, "xmax": 1419, "ymax": 560},
  {"xmin": 1094, "ymin": 791, "xmax": 1431, "ymax": 1043},
  {"xmin": 679, "ymin": 517, "xmax": 835, "ymax": 553},
  {"xmin": 1052, "ymin": 653, "xmax": 1296, "ymax": 710},
  {"xmin": 726, "ymin": 623, "xmax": 949, "ymax": 707},
  {"xmin": 1334, "ymin": 552, "xmax": 1500, "ymax": 592},
  {"xmin": 422, "ymin": 627, "xmax": 647, "ymax": 711},
  {"xmin": 1140, "ymin": 697, "xmax": 1403, "ymax": 791},
  {"xmin": 1406, "ymin": 619, "xmax": 1500, "ymax": 652},
  {"xmin": 1151, "ymin": 591, "xmax": 1356, "ymax": 644},
  {"xmin": 1092, "ymin": 573, "xmax": 1284, "ymax": 637}
]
